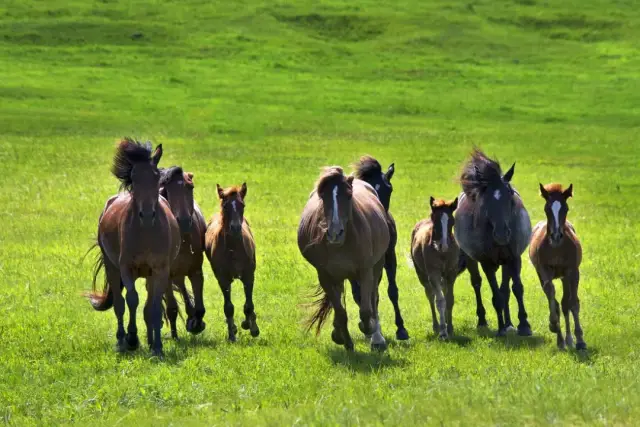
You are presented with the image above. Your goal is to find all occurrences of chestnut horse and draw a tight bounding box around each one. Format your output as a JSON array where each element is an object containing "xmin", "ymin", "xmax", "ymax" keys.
[
  {"xmin": 529, "ymin": 183, "xmax": 585, "ymax": 350},
  {"xmin": 298, "ymin": 166, "xmax": 390, "ymax": 352},
  {"xmin": 159, "ymin": 167, "xmax": 207, "ymax": 338},
  {"xmin": 411, "ymin": 197, "xmax": 459, "ymax": 339},
  {"xmin": 204, "ymin": 183, "xmax": 259, "ymax": 342},
  {"xmin": 89, "ymin": 138, "xmax": 180, "ymax": 356},
  {"xmin": 454, "ymin": 148, "xmax": 532, "ymax": 337},
  {"xmin": 349, "ymin": 156, "xmax": 409, "ymax": 340}
]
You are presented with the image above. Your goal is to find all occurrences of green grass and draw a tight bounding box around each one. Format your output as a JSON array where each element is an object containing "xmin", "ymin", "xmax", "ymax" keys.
[{"xmin": 1, "ymin": 0, "xmax": 639, "ymax": 425}]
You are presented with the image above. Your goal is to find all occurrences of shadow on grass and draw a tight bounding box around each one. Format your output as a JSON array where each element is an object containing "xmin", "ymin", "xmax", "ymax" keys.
[
  {"xmin": 568, "ymin": 345, "xmax": 599, "ymax": 365},
  {"xmin": 327, "ymin": 348, "xmax": 407, "ymax": 373},
  {"xmin": 476, "ymin": 326, "xmax": 549, "ymax": 349}
]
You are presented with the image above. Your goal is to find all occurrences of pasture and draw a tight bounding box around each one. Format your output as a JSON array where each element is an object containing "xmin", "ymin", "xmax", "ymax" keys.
[{"xmin": 1, "ymin": 0, "xmax": 639, "ymax": 425}]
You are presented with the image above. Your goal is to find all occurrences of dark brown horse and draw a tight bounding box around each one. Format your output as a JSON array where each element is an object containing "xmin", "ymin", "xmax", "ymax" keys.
[
  {"xmin": 298, "ymin": 167, "xmax": 390, "ymax": 351},
  {"xmin": 411, "ymin": 197, "xmax": 459, "ymax": 339},
  {"xmin": 89, "ymin": 138, "xmax": 180, "ymax": 356},
  {"xmin": 204, "ymin": 183, "xmax": 259, "ymax": 342},
  {"xmin": 349, "ymin": 156, "xmax": 409, "ymax": 340},
  {"xmin": 158, "ymin": 167, "xmax": 207, "ymax": 338},
  {"xmin": 529, "ymin": 183, "xmax": 585, "ymax": 350},
  {"xmin": 454, "ymin": 148, "xmax": 532, "ymax": 337}
]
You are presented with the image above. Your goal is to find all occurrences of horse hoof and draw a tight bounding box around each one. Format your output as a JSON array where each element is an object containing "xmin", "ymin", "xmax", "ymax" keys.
[
  {"xmin": 116, "ymin": 339, "xmax": 128, "ymax": 353},
  {"xmin": 228, "ymin": 334, "xmax": 237, "ymax": 343},
  {"xmin": 505, "ymin": 325, "xmax": 517, "ymax": 334},
  {"xmin": 151, "ymin": 348, "xmax": 164, "ymax": 358},
  {"xmin": 241, "ymin": 320, "xmax": 250, "ymax": 330},
  {"xmin": 477, "ymin": 320, "xmax": 488, "ymax": 329},
  {"xmin": 438, "ymin": 332, "xmax": 449, "ymax": 341},
  {"xmin": 371, "ymin": 341, "xmax": 387, "ymax": 352},
  {"xmin": 576, "ymin": 342, "xmax": 587, "ymax": 351},
  {"xmin": 250, "ymin": 325, "xmax": 260, "ymax": 338},
  {"xmin": 396, "ymin": 328, "xmax": 410, "ymax": 341},
  {"xmin": 496, "ymin": 328, "xmax": 507, "ymax": 337},
  {"xmin": 331, "ymin": 329, "xmax": 345, "ymax": 345},
  {"xmin": 126, "ymin": 334, "xmax": 140, "ymax": 351},
  {"xmin": 345, "ymin": 341, "xmax": 355, "ymax": 352},
  {"xmin": 518, "ymin": 325, "xmax": 533, "ymax": 336}
]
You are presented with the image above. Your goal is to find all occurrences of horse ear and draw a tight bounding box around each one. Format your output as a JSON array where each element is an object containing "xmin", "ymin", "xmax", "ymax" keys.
[
  {"xmin": 563, "ymin": 184, "xmax": 573, "ymax": 199},
  {"xmin": 503, "ymin": 162, "xmax": 515, "ymax": 182},
  {"xmin": 187, "ymin": 172, "xmax": 194, "ymax": 180},
  {"xmin": 241, "ymin": 182, "xmax": 247, "ymax": 198},
  {"xmin": 216, "ymin": 184, "xmax": 224, "ymax": 199},
  {"xmin": 151, "ymin": 144, "xmax": 163, "ymax": 166},
  {"xmin": 346, "ymin": 175, "xmax": 355, "ymax": 186},
  {"xmin": 385, "ymin": 163, "xmax": 395, "ymax": 181},
  {"xmin": 451, "ymin": 197, "xmax": 458, "ymax": 211},
  {"xmin": 539, "ymin": 183, "xmax": 549, "ymax": 199},
  {"xmin": 429, "ymin": 196, "xmax": 435, "ymax": 208}
]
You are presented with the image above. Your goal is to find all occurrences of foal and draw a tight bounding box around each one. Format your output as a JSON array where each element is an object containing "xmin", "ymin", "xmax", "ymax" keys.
[
  {"xmin": 529, "ymin": 183, "xmax": 585, "ymax": 350},
  {"xmin": 411, "ymin": 197, "xmax": 459, "ymax": 339},
  {"xmin": 204, "ymin": 183, "xmax": 259, "ymax": 342},
  {"xmin": 159, "ymin": 167, "xmax": 207, "ymax": 338}
]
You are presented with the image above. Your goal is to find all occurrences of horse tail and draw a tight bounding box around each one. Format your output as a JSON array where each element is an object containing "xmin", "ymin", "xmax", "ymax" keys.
[
  {"xmin": 86, "ymin": 243, "xmax": 114, "ymax": 311},
  {"xmin": 306, "ymin": 284, "xmax": 332, "ymax": 336}
]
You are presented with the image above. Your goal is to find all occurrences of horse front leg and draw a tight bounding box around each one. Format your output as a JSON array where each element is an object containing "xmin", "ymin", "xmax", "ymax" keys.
[
  {"xmin": 163, "ymin": 285, "xmax": 180, "ymax": 340},
  {"xmin": 119, "ymin": 266, "xmax": 140, "ymax": 351},
  {"xmin": 149, "ymin": 267, "xmax": 171, "ymax": 357},
  {"xmin": 480, "ymin": 262, "xmax": 506, "ymax": 336},
  {"xmin": 370, "ymin": 261, "xmax": 387, "ymax": 351},
  {"xmin": 240, "ymin": 270, "xmax": 260, "ymax": 338},
  {"xmin": 466, "ymin": 257, "xmax": 488, "ymax": 328},
  {"xmin": 186, "ymin": 269, "xmax": 207, "ymax": 335},
  {"xmin": 318, "ymin": 271, "xmax": 353, "ymax": 351},
  {"xmin": 506, "ymin": 257, "xmax": 532, "ymax": 336},
  {"xmin": 385, "ymin": 247, "xmax": 409, "ymax": 340}
]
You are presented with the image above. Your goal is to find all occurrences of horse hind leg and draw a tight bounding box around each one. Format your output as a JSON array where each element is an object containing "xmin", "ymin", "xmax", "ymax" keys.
[
  {"xmin": 564, "ymin": 272, "xmax": 586, "ymax": 350},
  {"xmin": 500, "ymin": 268, "xmax": 516, "ymax": 332},
  {"xmin": 385, "ymin": 249, "xmax": 409, "ymax": 340},
  {"xmin": 507, "ymin": 258, "xmax": 532, "ymax": 336},
  {"xmin": 164, "ymin": 287, "xmax": 180, "ymax": 340},
  {"xmin": 480, "ymin": 262, "xmax": 506, "ymax": 336},
  {"xmin": 240, "ymin": 271, "xmax": 260, "ymax": 338},
  {"xmin": 429, "ymin": 274, "xmax": 448, "ymax": 340}
]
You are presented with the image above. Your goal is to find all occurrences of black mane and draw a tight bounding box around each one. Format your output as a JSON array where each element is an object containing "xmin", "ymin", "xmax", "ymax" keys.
[
  {"xmin": 159, "ymin": 166, "xmax": 184, "ymax": 187},
  {"xmin": 460, "ymin": 148, "xmax": 504, "ymax": 197},
  {"xmin": 352, "ymin": 155, "xmax": 382, "ymax": 181},
  {"xmin": 111, "ymin": 137, "xmax": 153, "ymax": 191}
]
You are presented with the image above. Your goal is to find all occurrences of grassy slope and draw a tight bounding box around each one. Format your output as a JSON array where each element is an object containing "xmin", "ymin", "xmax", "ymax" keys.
[{"xmin": 0, "ymin": 0, "xmax": 639, "ymax": 425}]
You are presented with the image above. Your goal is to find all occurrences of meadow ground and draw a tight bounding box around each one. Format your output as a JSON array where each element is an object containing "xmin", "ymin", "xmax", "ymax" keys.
[{"xmin": 1, "ymin": 0, "xmax": 639, "ymax": 425}]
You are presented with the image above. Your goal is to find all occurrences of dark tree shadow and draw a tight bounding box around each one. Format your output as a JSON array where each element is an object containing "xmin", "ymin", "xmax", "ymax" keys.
[{"xmin": 327, "ymin": 348, "xmax": 407, "ymax": 373}]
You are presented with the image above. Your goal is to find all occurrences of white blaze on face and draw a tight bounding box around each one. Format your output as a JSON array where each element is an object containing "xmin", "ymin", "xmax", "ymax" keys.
[
  {"xmin": 440, "ymin": 213, "xmax": 449, "ymax": 248},
  {"xmin": 551, "ymin": 200, "xmax": 561, "ymax": 233},
  {"xmin": 493, "ymin": 189, "xmax": 501, "ymax": 200},
  {"xmin": 375, "ymin": 184, "xmax": 380, "ymax": 191},
  {"xmin": 232, "ymin": 200, "xmax": 237, "ymax": 212},
  {"xmin": 177, "ymin": 180, "xmax": 183, "ymax": 185},
  {"xmin": 332, "ymin": 185, "xmax": 339, "ymax": 224}
]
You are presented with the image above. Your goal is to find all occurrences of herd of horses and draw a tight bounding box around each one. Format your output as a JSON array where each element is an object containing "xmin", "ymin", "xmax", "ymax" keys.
[{"xmin": 87, "ymin": 138, "xmax": 585, "ymax": 357}]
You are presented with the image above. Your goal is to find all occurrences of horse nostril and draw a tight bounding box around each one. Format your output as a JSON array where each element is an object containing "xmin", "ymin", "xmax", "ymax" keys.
[
  {"xmin": 152, "ymin": 211, "xmax": 156, "ymax": 219},
  {"xmin": 139, "ymin": 211, "xmax": 143, "ymax": 218}
]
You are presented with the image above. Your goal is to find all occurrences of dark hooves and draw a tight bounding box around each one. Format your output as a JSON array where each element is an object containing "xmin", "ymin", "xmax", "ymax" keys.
[
  {"xmin": 371, "ymin": 341, "xmax": 388, "ymax": 352},
  {"xmin": 186, "ymin": 318, "xmax": 206, "ymax": 335},
  {"xmin": 438, "ymin": 332, "xmax": 449, "ymax": 341},
  {"xmin": 396, "ymin": 328, "xmax": 410, "ymax": 341},
  {"xmin": 331, "ymin": 329, "xmax": 345, "ymax": 345},
  {"xmin": 518, "ymin": 324, "xmax": 533, "ymax": 336},
  {"xmin": 151, "ymin": 349, "xmax": 164, "ymax": 358},
  {"xmin": 576, "ymin": 342, "xmax": 587, "ymax": 351},
  {"xmin": 116, "ymin": 339, "xmax": 128, "ymax": 353},
  {"xmin": 345, "ymin": 342, "xmax": 355, "ymax": 352},
  {"xmin": 250, "ymin": 326, "xmax": 260, "ymax": 338},
  {"xmin": 496, "ymin": 328, "xmax": 507, "ymax": 337},
  {"xmin": 241, "ymin": 320, "xmax": 251, "ymax": 330},
  {"xmin": 126, "ymin": 334, "xmax": 140, "ymax": 351},
  {"xmin": 228, "ymin": 334, "xmax": 237, "ymax": 343}
]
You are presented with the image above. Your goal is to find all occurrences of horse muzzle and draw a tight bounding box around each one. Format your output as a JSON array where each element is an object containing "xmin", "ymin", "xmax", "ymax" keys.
[
  {"xmin": 138, "ymin": 210, "xmax": 156, "ymax": 227},
  {"xmin": 326, "ymin": 227, "xmax": 345, "ymax": 246}
]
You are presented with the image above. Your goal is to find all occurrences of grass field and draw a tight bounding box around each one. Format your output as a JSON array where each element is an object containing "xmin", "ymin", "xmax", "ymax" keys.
[{"xmin": 1, "ymin": 0, "xmax": 640, "ymax": 425}]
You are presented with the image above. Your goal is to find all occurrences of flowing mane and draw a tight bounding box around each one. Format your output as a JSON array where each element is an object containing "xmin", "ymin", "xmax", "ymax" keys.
[
  {"xmin": 352, "ymin": 156, "xmax": 382, "ymax": 181},
  {"xmin": 111, "ymin": 138, "xmax": 154, "ymax": 191},
  {"xmin": 459, "ymin": 148, "xmax": 504, "ymax": 197},
  {"xmin": 159, "ymin": 166, "xmax": 185, "ymax": 187},
  {"xmin": 315, "ymin": 166, "xmax": 350, "ymax": 196}
]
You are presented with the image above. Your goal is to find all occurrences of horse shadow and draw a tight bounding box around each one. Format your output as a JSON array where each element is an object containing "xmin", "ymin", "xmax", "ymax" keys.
[
  {"xmin": 327, "ymin": 348, "xmax": 407, "ymax": 373},
  {"xmin": 567, "ymin": 345, "xmax": 598, "ymax": 365},
  {"xmin": 476, "ymin": 327, "xmax": 548, "ymax": 349}
]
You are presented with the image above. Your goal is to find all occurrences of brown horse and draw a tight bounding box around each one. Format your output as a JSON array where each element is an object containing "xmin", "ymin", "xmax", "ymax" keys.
[
  {"xmin": 411, "ymin": 197, "xmax": 459, "ymax": 339},
  {"xmin": 89, "ymin": 138, "xmax": 180, "ymax": 357},
  {"xmin": 298, "ymin": 166, "xmax": 390, "ymax": 352},
  {"xmin": 204, "ymin": 183, "xmax": 259, "ymax": 342},
  {"xmin": 158, "ymin": 167, "xmax": 207, "ymax": 338},
  {"xmin": 529, "ymin": 183, "xmax": 585, "ymax": 350}
]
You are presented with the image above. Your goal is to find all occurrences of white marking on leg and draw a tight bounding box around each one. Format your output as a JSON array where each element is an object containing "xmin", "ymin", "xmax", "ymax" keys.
[
  {"xmin": 440, "ymin": 213, "xmax": 449, "ymax": 248},
  {"xmin": 332, "ymin": 185, "xmax": 339, "ymax": 224},
  {"xmin": 493, "ymin": 189, "xmax": 501, "ymax": 200},
  {"xmin": 371, "ymin": 319, "xmax": 386, "ymax": 345},
  {"xmin": 551, "ymin": 201, "xmax": 561, "ymax": 233}
]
